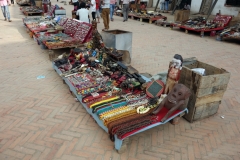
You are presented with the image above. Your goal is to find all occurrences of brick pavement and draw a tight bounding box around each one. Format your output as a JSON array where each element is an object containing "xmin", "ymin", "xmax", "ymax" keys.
[{"xmin": 0, "ymin": 2, "xmax": 240, "ymax": 160}]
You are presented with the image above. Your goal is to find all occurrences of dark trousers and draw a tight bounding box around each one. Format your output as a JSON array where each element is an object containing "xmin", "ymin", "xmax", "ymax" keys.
[
  {"xmin": 30, "ymin": 0, "xmax": 36, "ymax": 6},
  {"xmin": 11, "ymin": 0, "xmax": 14, "ymax": 4},
  {"xmin": 122, "ymin": 4, "xmax": 129, "ymax": 21},
  {"xmin": 92, "ymin": 12, "xmax": 96, "ymax": 21}
]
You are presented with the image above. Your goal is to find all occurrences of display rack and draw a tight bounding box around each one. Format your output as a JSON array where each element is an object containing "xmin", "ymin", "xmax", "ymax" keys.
[
  {"xmin": 170, "ymin": 15, "xmax": 232, "ymax": 37},
  {"xmin": 128, "ymin": 13, "xmax": 167, "ymax": 24},
  {"xmin": 52, "ymin": 62, "xmax": 188, "ymax": 153}
]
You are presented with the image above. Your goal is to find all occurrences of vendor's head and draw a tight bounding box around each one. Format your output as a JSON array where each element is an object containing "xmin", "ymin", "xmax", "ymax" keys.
[{"xmin": 80, "ymin": 2, "xmax": 86, "ymax": 8}]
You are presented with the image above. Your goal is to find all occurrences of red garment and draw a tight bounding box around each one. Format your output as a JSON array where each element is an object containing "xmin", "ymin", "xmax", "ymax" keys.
[
  {"xmin": 120, "ymin": 107, "xmax": 181, "ymax": 139},
  {"xmin": 43, "ymin": 4, "xmax": 48, "ymax": 13},
  {"xmin": 96, "ymin": 0, "xmax": 99, "ymax": 10}
]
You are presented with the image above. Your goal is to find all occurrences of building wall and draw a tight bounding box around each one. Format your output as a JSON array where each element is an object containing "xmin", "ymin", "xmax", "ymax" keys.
[
  {"xmin": 191, "ymin": 0, "xmax": 240, "ymax": 17},
  {"xmin": 190, "ymin": 0, "xmax": 202, "ymax": 13}
]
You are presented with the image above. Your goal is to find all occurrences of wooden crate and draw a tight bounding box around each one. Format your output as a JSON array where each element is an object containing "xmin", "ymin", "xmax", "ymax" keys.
[
  {"xmin": 35, "ymin": 1, "xmax": 42, "ymax": 9},
  {"xmin": 179, "ymin": 60, "xmax": 230, "ymax": 122},
  {"xmin": 174, "ymin": 10, "xmax": 190, "ymax": 22}
]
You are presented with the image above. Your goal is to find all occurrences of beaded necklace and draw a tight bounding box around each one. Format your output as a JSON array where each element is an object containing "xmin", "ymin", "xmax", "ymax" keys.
[{"xmin": 92, "ymin": 99, "xmax": 125, "ymax": 113}]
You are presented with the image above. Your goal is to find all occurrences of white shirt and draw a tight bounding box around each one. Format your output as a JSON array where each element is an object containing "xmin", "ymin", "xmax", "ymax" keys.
[
  {"xmin": 102, "ymin": 0, "xmax": 110, "ymax": 8},
  {"xmin": 121, "ymin": 0, "xmax": 129, "ymax": 4},
  {"xmin": 76, "ymin": 8, "xmax": 90, "ymax": 23},
  {"xmin": 90, "ymin": 0, "xmax": 96, "ymax": 12},
  {"xmin": 72, "ymin": 0, "xmax": 78, "ymax": 3}
]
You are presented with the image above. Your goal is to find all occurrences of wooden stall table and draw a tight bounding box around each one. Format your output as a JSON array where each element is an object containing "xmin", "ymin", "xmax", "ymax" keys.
[
  {"xmin": 21, "ymin": 6, "xmax": 43, "ymax": 16},
  {"xmin": 52, "ymin": 62, "xmax": 188, "ymax": 153},
  {"xmin": 170, "ymin": 15, "xmax": 232, "ymax": 37},
  {"xmin": 128, "ymin": 13, "xmax": 167, "ymax": 24},
  {"xmin": 23, "ymin": 10, "xmax": 44, "ymax": 16}
]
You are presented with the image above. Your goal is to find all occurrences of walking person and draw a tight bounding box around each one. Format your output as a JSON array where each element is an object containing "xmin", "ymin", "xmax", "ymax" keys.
[
  {"xmin": 101, "ymin": 0, "xmax": 110, "ymax": 31},
  {"xmin": 121, "ymin": 0, "xmax": 129, "ymax": 22},
  {"xmin": 90, "ymin": 0, "xmax": 96, "ymax": 21},
  {"xmin": 109, "ymin": 0, "xmax": 116, "ymax": 21},
  {"xmin": 10, "ymin": 0, "xmax": 13, "ymax": 5},
  {"xmin": 164, "ymin": 0, "xmax": 169, "ymax": 12},
  {"xmin": 0, "ymin": 0, "xmax": 11, "ymax": 22}
]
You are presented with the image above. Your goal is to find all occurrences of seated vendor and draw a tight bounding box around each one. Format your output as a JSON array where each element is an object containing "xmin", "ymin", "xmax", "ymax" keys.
[
  {"xmin": 76, "ymin": 2, "xmax": 90, "ymax": 23},
  {"xmin": 140, "ymin": 3, "xmax": 146, "ymax": 11}
]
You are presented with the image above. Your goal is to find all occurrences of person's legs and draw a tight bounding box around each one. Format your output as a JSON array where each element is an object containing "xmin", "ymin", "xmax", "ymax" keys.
[
  {"xmin": 102, "ymin": 8, "xmax": 108, "ymax": 29},
  {"xmin": 125, "ymin": 4, "xmax": 129, "ymax": 21},
  {"xmin": 110, "ymin": 4, "xmax": 115, "ymax": 21},
  {"xmin": 11, "ymin": 0, "xmax": 14, "ymax": 4},
  {"xmin": 92, "ymin": 12, "xmax": 96, "ymax": 21},
  {"xmin": 32, "ymin": 0, "xmax": 36, "ymax": 6},
  {"xmin": 110, "ymin": 4, "xmax": 113, "ymax": 20},
  {"xmin": 160, "ymin": 2, "xmax": 164, "ymax": 10},
  {"xmin": 1, "ymin": 6, "xmax": 6, "ymax": 20},
  {"xmin": 122, "ymin": 4, "xmax": 126, "ymax": 21},
  {"xmin": 106, "ymin": 8, "xmax": 110, "ymax": 29},
  {"xmin": 96, "ymin": 10, "xmax": 100, "ymax": 22},
  {"xmin": 165, "ymin": 1, "xmax": 169, "ymax": 11},
  {"xmin": 4, "ymin": 5, "xmax": 11, "ymax": 21},
  {"xmin": 43, "ymin": 4, "xmax": 47, "ymax": 13}
]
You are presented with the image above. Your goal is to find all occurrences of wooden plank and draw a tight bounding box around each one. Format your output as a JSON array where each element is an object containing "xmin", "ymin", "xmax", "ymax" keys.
[
  {"xmin": 196, "ymin": 84, "xmax": 228, "ymax": 97},
  {"xmin": 193, "ymin": 101, "xmax": 220, "ymax": 121},
  {"xmin": 195, "ymin": 91, "xmax": 224, "ymax": 106},
  {"xmin": 198, "ymin": 61, "xmax": 225, "ymax": 74},
  {"xmin": 180, "ymin": 61, "xmax": 230, "ymax": 93},
  {"xmin": 199, "ymin": 73, "xmax": 230, "ymax": 88}
]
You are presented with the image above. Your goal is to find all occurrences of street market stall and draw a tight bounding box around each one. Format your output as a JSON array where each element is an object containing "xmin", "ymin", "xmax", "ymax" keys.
[
  {"xmin": 23, "ymin": 17, "xmax": 92, "ymax": 50},
  {"xmin": 170, "ymin": 15, "xmax": 232, "ymax": 37},
  {"xmin": 20, "ymin": 11, "xmax": 230, "ymax": 153},
  {"xmin": 50, "ymin": 22, "xmax": 192, "ymax": 153},
  {"xmin": 20, "ymin": 6, "xmax": 43, "ymax": 16},
  {"xmin": 17, "ymin": 0, "xmax": 30, "ymax": 6},
  {"xmin": 217, "ymin": 23, "xmax": 240, "ymax": 41},
  {"xmin": 128, "ymin": 12, "xmax": 167, "ymax": 24}
]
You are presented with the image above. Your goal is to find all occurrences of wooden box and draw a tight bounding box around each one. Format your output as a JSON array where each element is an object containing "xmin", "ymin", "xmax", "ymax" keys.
[
  {"xmin": 35, "ymin": 1, "xmax": 42, "ymax": 9},
  {"xmin": 174, "ymin": 10, "xmax": 190, "ymax": 22},
  {"xmin": 179, "ymin": 60, "xmax": 230, "ymax": 122}
]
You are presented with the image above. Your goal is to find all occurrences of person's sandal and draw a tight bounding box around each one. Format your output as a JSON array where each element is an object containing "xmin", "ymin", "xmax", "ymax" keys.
[
  {"xmin": 8, "ymin": 20, "xmax": 12, "ymax": 22},
  {"xmin": 4, "ymin": 18, "xmax": 7, "ymax": 21}
]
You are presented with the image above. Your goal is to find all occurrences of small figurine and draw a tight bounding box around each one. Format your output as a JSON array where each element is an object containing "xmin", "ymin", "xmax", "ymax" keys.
[
  {"xmin": 152, "ymin": 83, "xmax": 191, "ymax": 122},
  {"xmin": 164, "ymin": 54, "xmax": 183, "ymax": 94}
]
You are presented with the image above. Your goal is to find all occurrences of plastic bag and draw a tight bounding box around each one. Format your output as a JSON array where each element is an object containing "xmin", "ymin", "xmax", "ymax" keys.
[{"xmin": 191, "ymin": 68, "xmax": 205, "ymax": 76}]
